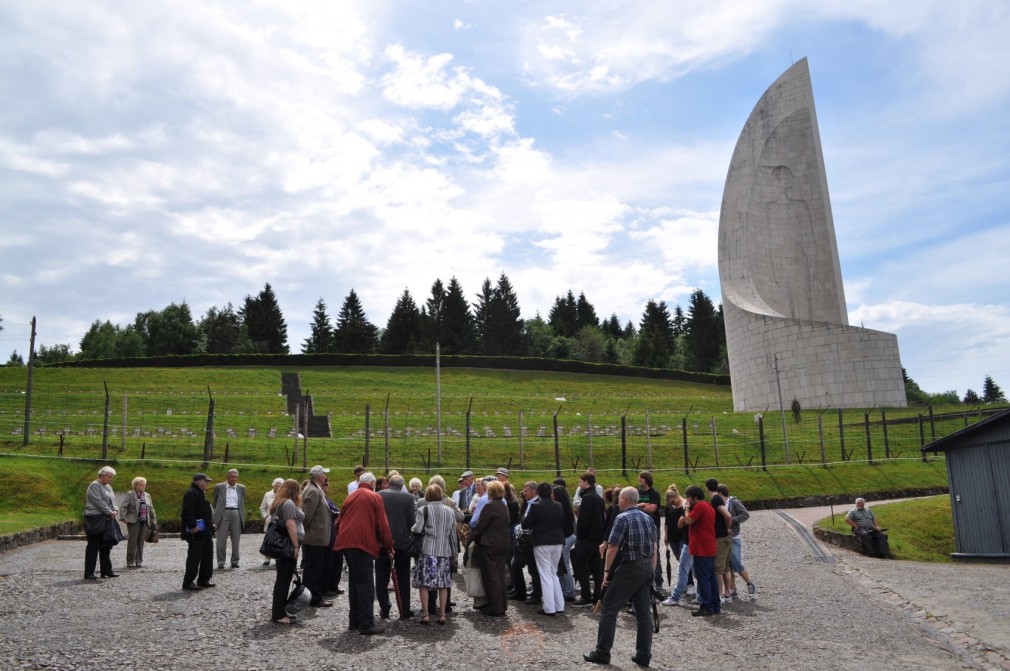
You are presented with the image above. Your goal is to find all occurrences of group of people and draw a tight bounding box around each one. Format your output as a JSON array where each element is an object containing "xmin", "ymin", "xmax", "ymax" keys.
[
  {"xmin": 82, "ymin": 466, "xmax": 157, "ymax": 580},
  {"xmin": 80, "ymin": 464, "xmax": 783, "ymax": 667}
]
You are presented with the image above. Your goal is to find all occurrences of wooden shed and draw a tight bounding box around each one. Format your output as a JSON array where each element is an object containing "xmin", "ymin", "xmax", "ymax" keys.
[{"xmin": 922, "ymin": 407, "xmax": 1010, "ymax": 560}]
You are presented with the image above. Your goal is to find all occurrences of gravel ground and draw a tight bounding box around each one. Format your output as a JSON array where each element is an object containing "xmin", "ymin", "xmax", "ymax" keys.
[{"xmin": 1, "ymin": 511, "xmax": 1007, "ymax": 671}]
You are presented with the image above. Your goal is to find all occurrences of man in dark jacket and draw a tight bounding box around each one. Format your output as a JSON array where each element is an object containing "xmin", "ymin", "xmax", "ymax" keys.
[
  {"xmin": 377, "ymin": 474, "xmax": 415, "ymax": 620},
  {"xmin": 572, "ymin": 472, "xmax": 605, "ymax": 607},
  {"xmin": 181, "ymin": 473, "xmax": 215, "ymax": 591}
]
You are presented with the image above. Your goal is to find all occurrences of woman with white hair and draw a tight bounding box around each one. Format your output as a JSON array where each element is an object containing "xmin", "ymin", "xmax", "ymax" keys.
[
  {"xmin": 119, "ymin": 476, "xmax": 157, "ymax": 568},
  {"xmin": 260, "ymin": 478, "xmax": 285, "ymax": 566},
  {"xmin": 83, "ymin": 466, "xmax": 119, "ymax": 580}
]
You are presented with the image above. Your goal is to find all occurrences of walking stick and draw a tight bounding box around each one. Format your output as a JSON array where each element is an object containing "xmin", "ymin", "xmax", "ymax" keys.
[
  {"xmin": 389, "ymin": 551, "xmax": 406, "ymax": 618},
  {"xmin": 665, "ymin": 546, "xmax": 672, "ymax": 585},
  {"xmin": 592, "ymin": 571, "xmax": 611, "ymax": 614},
  {"xmin": 650, "ymin": 585, "xmax": 661, "ymax": 633}
]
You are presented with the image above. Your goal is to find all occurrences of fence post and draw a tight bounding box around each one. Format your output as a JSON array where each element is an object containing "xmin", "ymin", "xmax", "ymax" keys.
[
  {"xmin": 682, "ymin": 417, "xmax": 689, "ymax": 476},
  {"xmin": 837, "ymin": 409, "xmax": 846, "ymax": 461},
  {"xmin": 518, "ymin": 410, "xmax": 525, "ymax": 469},
  {"xmin": 710, "ymin": 416, "xmax": 719, "ymax": 468},
  {"xmin": 383, "ymin": 395, "xmax": 390, "ymax": 475},
  {"xmin": 102, "ymin": 382, "xmax": 110, "ymax": 460},
  {"xmin": 364, "ymin": 404, "xmax": 371, "ymax": 467},
  {"xmin": 553, "ymin": 407, "xmax": 561, "ymax": 478},
  {"xmin": 818, "ymin": 414, "xmax": 826, "ymax": 466},
  {"xmin": 121, "ymin": 392, "xmax": 128, "ymax": 452},
  {"xmin": 881, "ymin": 410, "xmax": 890, "ymax": 458},
  {"xmin": 864, "ymin": 412, "xmax": 873, "ymax": 463},
  {"xmin": 587, "ymin": 413, "xmax": 593, "ymax": 468},
  {"xmin": 466, "ymin": 397, "xmax": 473, "ymax": 470},
  {"xmin": 302, "ymin": 397, "xmax": 308, "ymax": 470},
  {"xmin": 204, "ymin": 387, "xmax": 215, "ymax": 462},
  {"xmin": 918, "ymin": 414, "xmax": 927, "ymax": 462},
  {"xmin": 22, "ymin": 315, "xmax": 36, "ymax": 447},
  {"xmin": 621, "ymin": 414, "xmax": 627, "ymax": 478},
  {"xmin": 928, "ymin": 405, "xmax": 936, "ymax": 442},
  {"xmin": 758, "ymin": 415, "xmax": 766, "ymax": 471},
  {"xmin": 645, "ymin": 412, "xmax": 653, "ymax": 470}
]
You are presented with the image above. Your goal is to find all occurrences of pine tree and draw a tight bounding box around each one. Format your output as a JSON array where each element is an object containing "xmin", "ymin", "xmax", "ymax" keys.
[
  {"xmin": 442, "ymin": 277, "xmax": 476, "ymax": 354},
  {"xmin": 549, "ymin": 291, "xmax": 578, "ymax": 337},
  {"xmin": 240, "ymin": 283, "xmax": 288, "ymax": 353},
  {"xmin": 575, "ymin": 292, "xmax": 599, "ymax": 331},
  {"xmin": 683, "ymin": 289, "xmax": 724, "ymax": 372},
  {"xmin": 199, "ymin": 304, "xmax": 241, "ymax": 354},
  {"xmin": 381, "ymin": 288, "xmax": 421, "ymax": 353},
  {"xmin": 982, "ymin": 375, "xmax": 1006, "ymax": 404},
  {"xmin": 963, "ymin": 389, "xmax": 980, "ymax": 404},
  {"xmin": 302, "ymin": 298, "xmax": 335, "ymax": 354},
  {"xmin": 485, "ymin": 273, "xmax": 524, "ymax": 355},
  {"xmin": 335, "ymin": 289, "xmax": 377, "ymax": 353},
  {"xmin": 634, "ymin": 299, "xmax": 674, "ymax": 368}
]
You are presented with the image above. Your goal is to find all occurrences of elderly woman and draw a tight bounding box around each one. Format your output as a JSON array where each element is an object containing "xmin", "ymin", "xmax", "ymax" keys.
[
  {"xmin": 83, "ymin": 466, "xmax": 119, "ymax": 580},
  {"xmin": 119, "ymin": 476, "xmax": 156, "ymax": 569},
  {"xmin": 412, "ymin": 484, "xmax": 459, "ymax": 624},
  {"xmin": 260, "ymin": 478, "xmax": 284, "ymax": 566},
  {"xmin": 269, "ymin": 479, "xmax": 304, "ymax": 624},
  {"xmin": 522, "ymin": 482, "xmax": 565, "ymax": 615},
  {"xmin": 470, "ymin": 480, "xmax": 511, "ymax": 616},
  {"xmin": 408, "ymin": 477, "xmax": 423, "ymax": 500}
]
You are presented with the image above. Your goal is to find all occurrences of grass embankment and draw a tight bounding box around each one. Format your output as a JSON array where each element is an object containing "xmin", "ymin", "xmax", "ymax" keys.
[
  {"xmin": 817, "ymin": 495, "xmax": 956, "ymax": 562},
  {"xmin": 0, "ymin": 454, "xmax": 948, "ymax": 535}
]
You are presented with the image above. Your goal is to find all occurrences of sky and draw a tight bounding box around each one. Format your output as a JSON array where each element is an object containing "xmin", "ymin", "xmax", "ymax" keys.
[{"xmin": 1, "ymin": 1, "xmax": 1009, "ymax": 397}]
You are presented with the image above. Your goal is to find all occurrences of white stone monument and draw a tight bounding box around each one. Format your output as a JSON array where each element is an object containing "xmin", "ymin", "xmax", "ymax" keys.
[{"xmin": 718, "ymin": 58, "xmax": 907, "ymax": 411}]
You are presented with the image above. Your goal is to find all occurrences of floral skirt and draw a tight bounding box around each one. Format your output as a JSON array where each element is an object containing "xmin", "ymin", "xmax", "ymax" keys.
[{"xmin": 411, "ymin": 553, "xmax": 453, "ymax": 589}]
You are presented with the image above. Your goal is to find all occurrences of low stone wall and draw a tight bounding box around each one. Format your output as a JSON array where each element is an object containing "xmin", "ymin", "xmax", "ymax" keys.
[
  {"xmin": 813, "ymin": 526, "xmax": 864, "ymax": 554},
  {"xmin": 0, "ymin": 520, "xmax": 82, "ymax": 554}
]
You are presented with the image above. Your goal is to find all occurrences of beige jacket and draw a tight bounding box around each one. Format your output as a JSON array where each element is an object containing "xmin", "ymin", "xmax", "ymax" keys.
[{"xmin": 119, "ymin": 490, "xmax": 157, "ymax": 525}]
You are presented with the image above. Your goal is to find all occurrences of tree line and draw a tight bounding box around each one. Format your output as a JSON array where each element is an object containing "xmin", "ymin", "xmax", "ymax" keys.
[{"xmin": 2, "ymin": 276, "xmax": 729, "ymax": 375}]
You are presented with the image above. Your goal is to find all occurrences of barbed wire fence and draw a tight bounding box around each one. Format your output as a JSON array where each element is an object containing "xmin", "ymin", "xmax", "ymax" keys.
[{"xmin": 1, "ymin": 384, "xmax": 999, "ymax": 477}]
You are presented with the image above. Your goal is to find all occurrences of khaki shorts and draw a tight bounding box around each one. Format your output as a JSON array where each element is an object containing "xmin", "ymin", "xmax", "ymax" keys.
[{"xmin": 715, "ymin": 536, "xmax": 732, "ymax": 573}]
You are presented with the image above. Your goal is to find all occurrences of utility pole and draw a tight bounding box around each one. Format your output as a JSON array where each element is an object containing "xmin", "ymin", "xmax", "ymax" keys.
[{"xmin": 22, "ymin": 316, "xmax": 36, "ymax": 447}]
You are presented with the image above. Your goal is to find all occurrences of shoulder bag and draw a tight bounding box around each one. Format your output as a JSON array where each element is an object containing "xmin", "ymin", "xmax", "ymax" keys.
[
  {"xmin": 146, "ymin": 523, "xmax": 160, "ymax": 544},
  {"xmin": 259, "ymin": 518, "xmax": 295, "ymax": 559},
  {"xmin": 406, "ymin": 506, "xmax": 428, "ymax": 559}
]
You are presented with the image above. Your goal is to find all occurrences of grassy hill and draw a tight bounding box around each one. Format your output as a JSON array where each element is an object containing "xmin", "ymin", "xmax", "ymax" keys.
[{"xmin": 0, "ymin": 363, "xmax": 979, "ymax": 533}]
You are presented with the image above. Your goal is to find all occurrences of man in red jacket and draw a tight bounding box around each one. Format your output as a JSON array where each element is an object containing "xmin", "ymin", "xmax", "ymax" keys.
[
  {"xmin": 334, "ymin": 472, "xmax": 395, "ymax": 635},
  {"xmin": 682, "ymin": 485, "xmax": 719, "ymax": 616}
]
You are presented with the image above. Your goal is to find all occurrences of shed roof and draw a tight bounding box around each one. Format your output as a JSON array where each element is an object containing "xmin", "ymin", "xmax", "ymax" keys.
[{"xmin": 922, "ymin": 407, "xmax": 1010, "ymax": 453}]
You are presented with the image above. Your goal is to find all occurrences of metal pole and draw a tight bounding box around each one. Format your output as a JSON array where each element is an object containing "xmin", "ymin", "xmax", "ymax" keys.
[
  {"xmin": 121, "ymin": 392, "xmax": 128, "ymax": 452},
  {"xmin": 759, "ymin": 415, "xmax": 766, "ymax": 471},
  {"xmin": 384, "ymin": 394, "xmax": 390, "ymax": 474},
  {"xmin": 710, "ymin": 416, "xmax": 719, "ymax": 468},
  {"xmin": 364, "ymin": 403, "xmax": 371, "ymax": 467},
  {"xmin": 22, "ymin": 316, "xmax": 36, "ymax": 446},
  {"xmin": 881, "ymin": 410, "xmax": 890, "ymax": 458},
  {"xmin": 102, "ymin": 382, "xmax": 110, "ymax": 460},
  {"xmin": 645, "ymin": 412, "xmax": 652, "ymax": 469},
  {"xmin": 553, "ymin": 408, "xmax": 561, "ymax": 478},
  {"xmin": 864, "ymin": 412, "xmax": 873, "ymax": 463},
  {"xmin": 587, "ymin": 413, "xmax": 593, "ymax": 468},
  {"xmin": 435, "ymin": 342, "xmax": 442, "ymax": 465},
  {"xmin": 518, "ymin": 409, "xmax": 525, "ymax": 469},
  {"xmin": 682, "ymin": 417, "xmax": 689, "ymax": 475},
  {"xmin": 837, "ymin": 409, "xmax": 846, "ymax": 461},
  {"xmin": 774, "ymin": 354, "xmax": 789, "ymax": 463}
]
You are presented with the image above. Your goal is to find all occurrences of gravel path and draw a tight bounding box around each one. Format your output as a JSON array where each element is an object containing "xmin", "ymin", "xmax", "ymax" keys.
[{"xmin": 1, "ymin": 511, "xmax": 1007, "ymax": 671}]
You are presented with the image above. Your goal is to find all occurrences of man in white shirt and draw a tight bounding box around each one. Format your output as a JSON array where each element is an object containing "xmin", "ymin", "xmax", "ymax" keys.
[
  {"xmin": 347, "ymin": 465, "xmax": 365, "ymax": 494},
  {"xmin": 213, "ymin": 469, "xmax": 246, "ymax": 569}
]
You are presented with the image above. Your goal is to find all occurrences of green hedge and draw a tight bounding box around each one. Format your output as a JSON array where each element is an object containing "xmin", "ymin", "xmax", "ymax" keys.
[{"xmin": 49, "ymin": 352, "xmax": 730, "ymax": 386}]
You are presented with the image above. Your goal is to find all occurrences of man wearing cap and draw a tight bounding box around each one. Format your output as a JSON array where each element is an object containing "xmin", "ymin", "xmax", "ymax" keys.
[
  {"xmin": 495, "ymin": 467, "xmax": 510, "ymax": 484},
  {"xmin": 454, "ymin": 471, "xmax": 476, "ymax": 513},
  {"xmin": 302, "ymin": 465, "xmax": 334, "ymax": 608},
  {"xmin": 259, "ymin": 478, "xmax": 285, "ymax": 566},
  {"xmin": 213, "ymin": 469, "xmax": 246, "ymax": 569},
  {"xmin": 181, "ymin": 474, "xmax": 215, "ymax": 590}
]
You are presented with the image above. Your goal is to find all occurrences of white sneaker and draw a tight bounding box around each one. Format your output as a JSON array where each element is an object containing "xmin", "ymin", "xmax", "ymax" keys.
[
  {"xmin": 661, "ymin": 596, "xmax": 680, "ymax": 607},
  {"xmin": 686, "ymin": 586, "xmax": 696, "ymax": 596}
]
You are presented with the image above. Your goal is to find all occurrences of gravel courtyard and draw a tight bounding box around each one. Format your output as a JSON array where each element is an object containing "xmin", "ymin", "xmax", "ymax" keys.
[{"xmin": 1, "ymin": 509, "xmax": 1007, "ymax": 671}]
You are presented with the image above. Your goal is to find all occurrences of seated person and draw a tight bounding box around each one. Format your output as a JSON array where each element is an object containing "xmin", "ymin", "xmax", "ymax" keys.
[{"xmin": 845, "ymin": 498, "xmax": 888, "ymax": 557}]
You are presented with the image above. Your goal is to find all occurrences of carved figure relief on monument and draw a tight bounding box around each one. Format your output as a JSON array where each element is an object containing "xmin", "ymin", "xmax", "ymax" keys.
[{"xmin": 718, "ymin": 58, "xmax": 907, "ymax": 411}]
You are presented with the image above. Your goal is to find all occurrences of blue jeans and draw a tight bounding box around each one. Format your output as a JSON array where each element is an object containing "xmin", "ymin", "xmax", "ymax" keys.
[
  {"xmin": 560, "ymin": 533, "xmax": 576, "ymax": 598},
  {"xmin": 730, "ymin": 535, "xmax": 745, "ymax": 573},
  {"xmin": 671, "ymin": 540, "xmax": 693, "ymax": 599},
  {"xmin": 593, "ymin": 559, "xmax": 653, "ymax": 664},
  {"xmin": 693, "ymin": 555, "xmax": 719, "ymax": 613}
]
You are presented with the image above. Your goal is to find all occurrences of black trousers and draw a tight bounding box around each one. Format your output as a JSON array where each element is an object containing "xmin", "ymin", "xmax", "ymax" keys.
[
  {"xmin": 272, "ymin": 556, "xmax": 296, "ymax": 620},
  {"xmin": 84, "ymin": 534, "xmax": 112, "ymax": 577},
  {"xmin": 183, "ymin": 534, "xmax": 214, "ymax": 586},
  {"xmin": 344, "ymin": 548, "xmax": 376, "ymax": 630},
  {"xmin": 376, "ymin": 548, "xmax": 411, "ymax": 617},
  {"xmin": 573, "ymin": 539, "xmax": 604, "ymax": 601},
  {"xmin": 302, "ymin": 544, "xmax": 327, "ymax": 605},
  {"xmin": 326, "ymin": 549, "xmax": 344, "ymax": 592},
  {"xmin": 479, "ymin": 546, "xmax": 509, "ymax": 615}
]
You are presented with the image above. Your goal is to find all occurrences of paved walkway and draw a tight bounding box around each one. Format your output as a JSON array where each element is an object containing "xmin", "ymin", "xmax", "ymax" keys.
[{"xmin": 0, "ymin": 505, "xmax": 1007, "ymax": 671}]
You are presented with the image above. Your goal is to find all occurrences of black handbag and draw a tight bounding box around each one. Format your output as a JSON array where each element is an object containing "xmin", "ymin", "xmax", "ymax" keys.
[
  {"xmin": 406, "ymin": 507, "xmax": 428, "ymax": 559},
  {"xmin": 83, "ymin": 514, "xmax": 107, "ymax": 536},
  {"xmin": 146, "ymin": 523, "xmax": 159, "ymax": 544},
  {"xmin": 516, "ymin": 527, "xmax": 534, "ymax": 554},
  {"xmin": 259, "ymin": 519, "xmax": 294, "ymax": 559}
]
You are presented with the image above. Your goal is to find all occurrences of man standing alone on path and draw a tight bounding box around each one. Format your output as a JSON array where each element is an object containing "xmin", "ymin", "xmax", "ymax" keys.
[
  {"xmin": 213, "ymin": 469, "xmax": 246, "ymax": 569},
  {"xmin": 302, "ymin": 465, "xmax": 334, "ymax": 608},
  {"xmin": 583, "ymin": 486, "xmax": 656, "ymax": 668},
  {"xmin": 181, "ymin": 473, "xmax": 215, "ymax": 590},
  {"xmin": 334, "ymin": 472, "xmax": 395, "ymax": 635}
]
